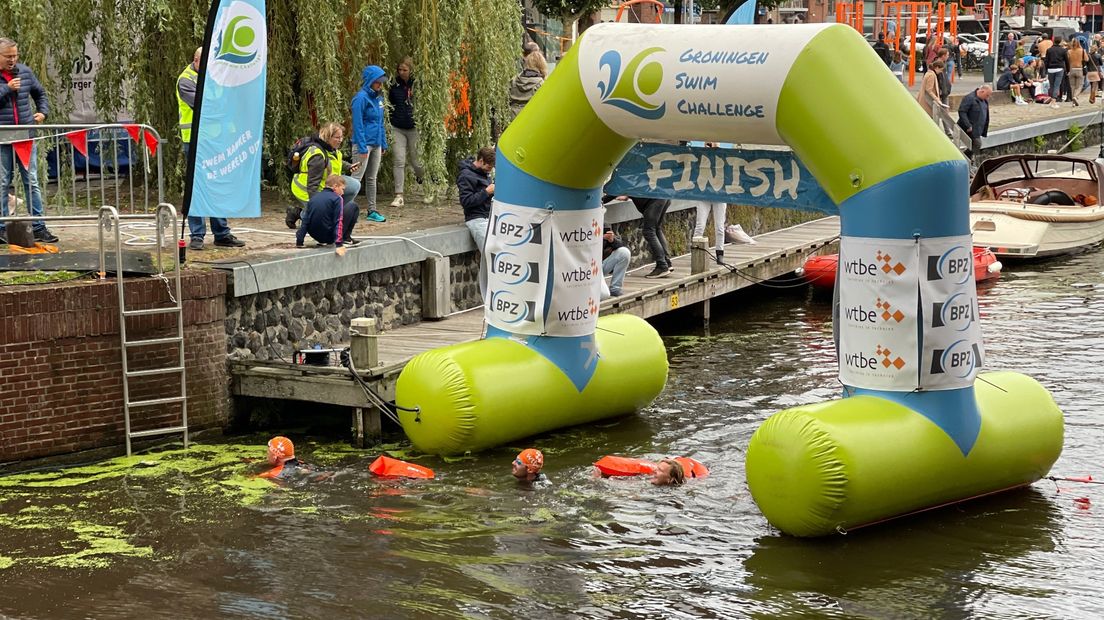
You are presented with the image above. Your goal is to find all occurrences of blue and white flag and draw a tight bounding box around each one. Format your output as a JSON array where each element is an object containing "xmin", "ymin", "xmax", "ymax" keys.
[{"xmin": 185, "ymin": 0, "xmax": 267, "ymax": 218}]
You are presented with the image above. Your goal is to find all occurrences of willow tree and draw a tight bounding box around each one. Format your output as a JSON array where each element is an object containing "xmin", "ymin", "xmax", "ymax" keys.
[{"xmin": 1, "ymin": 0, "xmax": 520, "ymax": 198}]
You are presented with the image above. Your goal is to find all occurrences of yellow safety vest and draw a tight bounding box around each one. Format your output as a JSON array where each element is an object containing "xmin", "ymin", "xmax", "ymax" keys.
[
  {"xmin": 176, "ymin": 64, "xmax": 198, "ymax": 143},
  {"xmin": 291, "ymin": 145, "xmax": 342, "ymax": 203}
]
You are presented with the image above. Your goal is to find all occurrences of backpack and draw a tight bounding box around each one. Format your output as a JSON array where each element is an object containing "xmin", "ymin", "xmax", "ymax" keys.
[{"xmin": 286, "ymin": 135, "xmax": 315, "ymax": 173}]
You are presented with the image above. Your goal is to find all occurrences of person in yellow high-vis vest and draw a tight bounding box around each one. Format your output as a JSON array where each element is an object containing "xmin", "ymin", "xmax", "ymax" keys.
[
  {"xmin": 177, "ymin": 46, "xmax": 245, "ymax": 251},
  {"xmin": 287, "ymin": 121, "xmax": 384, "ymax": 228}
]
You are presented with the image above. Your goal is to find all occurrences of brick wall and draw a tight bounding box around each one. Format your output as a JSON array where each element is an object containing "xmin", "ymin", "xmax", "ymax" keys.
[{"xmin": 0, "ymin": 271, "xmax": 229, "ymax": 462}]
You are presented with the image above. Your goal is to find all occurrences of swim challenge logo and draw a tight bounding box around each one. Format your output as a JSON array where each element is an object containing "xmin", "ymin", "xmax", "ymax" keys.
[
  {"xmin": 597, "ymin": 48, "xmax": 667, "ymax": 120},
  {"xmin": 210, "ymin": 1, "xmax": 266, "ymax": 87}
]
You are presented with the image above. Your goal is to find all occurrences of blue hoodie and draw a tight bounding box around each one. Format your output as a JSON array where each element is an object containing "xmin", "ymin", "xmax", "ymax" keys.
[{"xmin": 351, "ymin": 65, "xmax": 387, "ymax": 154}]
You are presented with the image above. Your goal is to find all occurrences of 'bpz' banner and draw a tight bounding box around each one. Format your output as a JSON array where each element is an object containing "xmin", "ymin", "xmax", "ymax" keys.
[
  {"xmin": 485, "ymin": 201, "xmax": 552, "ymax": 334},
  {"xmin": 187, "ymin": 0, "xmax": 267, "ymax": 218},
  {"xmin": 605, "ymin": 142, "xmax": 836, "ymax": 214},
  {"xmin": 919, "ymin": 236, "xmax": 984, "ymax": 389}
]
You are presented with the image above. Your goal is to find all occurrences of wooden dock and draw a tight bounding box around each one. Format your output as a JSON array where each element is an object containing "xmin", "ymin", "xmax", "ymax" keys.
[{"xmin": 231, "ymin": 216, "xmax": 840, "ymax": 444}]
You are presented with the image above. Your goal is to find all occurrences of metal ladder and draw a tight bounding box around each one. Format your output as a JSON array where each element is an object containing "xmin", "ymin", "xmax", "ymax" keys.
[{"xmin": 99, "ymin": 204, "xmax": 189, "ymax": 456}]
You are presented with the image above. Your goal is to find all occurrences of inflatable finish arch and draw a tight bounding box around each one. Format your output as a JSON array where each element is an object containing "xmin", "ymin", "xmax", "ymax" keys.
[{"xmin": 396, "ymin": 23, "xmax": 1062, "ymax": 534}]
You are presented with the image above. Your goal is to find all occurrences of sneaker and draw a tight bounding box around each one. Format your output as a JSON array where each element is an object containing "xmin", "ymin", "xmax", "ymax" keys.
[
  {"xmin": 1015, "ymin": 99, "xmax": 1028, "ymax": 106},
  {"xmin": 609, "ymin": 288, "xmax": 622, "ymax": 297},
  {"xmin": 34, "ymin": 227, "xmax": 59, "ymax": 243},
  {"xmin": 189, "ymin": 238, "xmax": 204, "ymax": 251},
  {"xmin": 367, "ymin": 210, "xmax": 386, "ymax": 223},
  {"xmin": 644, "ymin": 265, "xmax": 671, "ymax": 279},
  {"xmin": 343, "ymin": 237, "xmax": 360, "ymax": 247},
  {"xmin": 667, "ymin": 265, "xmax": 675, "ymax": 274},
  {"xmin": 214, "ymin": 234, "xmax": 246, "ymax": 248},
  {"xmin": 285, "ymin": 205, "xmax": 301, "ymax": 229},
  {"xmin": 390, "ymin": 195, "xmax": 405, "ymax": 208},
  {"xmin": 423, "ymin": 189, "xmax": 435, "ymax": 205}
]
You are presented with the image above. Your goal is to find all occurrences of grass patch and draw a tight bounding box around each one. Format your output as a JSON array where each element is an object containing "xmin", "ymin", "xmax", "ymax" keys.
[{"xmin": 0, "ymin": 270, "xmax": 89, "ymax": 286}]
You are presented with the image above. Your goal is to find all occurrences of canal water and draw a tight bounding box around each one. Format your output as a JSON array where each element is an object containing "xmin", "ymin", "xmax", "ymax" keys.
[{"xmin": 1, "ymin": 250, "xmax": 1102, "ymax": 619}]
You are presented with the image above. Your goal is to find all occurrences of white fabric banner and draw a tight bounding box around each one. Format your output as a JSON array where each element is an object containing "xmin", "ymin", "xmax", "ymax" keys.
[
  {"xmin": 577, "ymin": 23, "xmax": 833, "ymax": 145},
  {"xmin": 484, "ymin": 201, "xmax": 552, "ymax": 334},
  {"xmin": 919, "ymin": 235, "xmax": 985, "ymax": 389},
  {"xmin": 545, "ymin": 210, "xmax": 604, "ymax": 337},
  {"xmin": 837, "ymin": 236, "xmax": 920, "ymax": 390}
]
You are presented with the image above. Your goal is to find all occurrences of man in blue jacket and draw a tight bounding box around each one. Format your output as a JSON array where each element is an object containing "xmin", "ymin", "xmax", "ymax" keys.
[
  {"xmin": 295, "ymin": 174, "xmax": 359, "ymax": 253},
  {"xmin": 0, "ymin": 38, "xmax": 57, "ymax": 245},
  {"xmin": 350, "ymin": 65, "xmax": 387, "ymax": 218},
  {"xmin": 456, "ymin": 147, "xmax": 495, "ymax": 251}
]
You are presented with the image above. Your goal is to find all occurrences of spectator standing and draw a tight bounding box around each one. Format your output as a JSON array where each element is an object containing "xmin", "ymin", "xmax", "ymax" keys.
[
  {"xmin": 889, "ymin": 50, "xmax": 906, "ymax": 84},
  {"xmin": 935, "ymin": 48, "xmax": 952, "ymax": 105},
  {"xmin": 1000, "ymin": 32, "xmax": 1017, "ymax": 70},
  {"xmin": 0, "ymin": 37, "xmax": 57, "ymax": 245},
  {"xmin": 917, "ymin": 60, "xmax": 944, "ymax": 118},
  {"xmin": 1037, "ymin": 34, "xmax": 1054, "ymax": 61},
  {"xmin": 943, "ymin": 36, "xmax": 957, "ymax": 84},
  {"xmin": 177, "ymin": 46, "xmax": 245, "ymax": 250},
  {"xmin": 456, "ymin": 146, "xmax": 495, "ymax": 251},
  {"xmin": 631, "ymin": 196, "xmax": 673, "ymax": 279},
  {"xmin": 1067, "ymin": 38, "xmax": 1087, "ymax": 106},
  {"xmin": 388, "ymin": 57, "xmax": 426, "ymax": 208},
  {"xmin": 1087, "ymin": 44, "xmax": 1102, "ymax": 104},
  {"xmin": 1044, "ymin": 37, "xmax": 1069, "ymax": 105},
  {"xmin": 508, "ymin": 52, "xmax": 547, "ymax": 121},
  {"xmin": 350, "ymin": 65, "xmax": 388, "ymax": 217},
  {"xmin": 872, "ymin": 34, "xmax": 891, "ymax": 66},
  {"xmin": 958, "ymin": 86, "xmax": 991, "ymax": 162}
]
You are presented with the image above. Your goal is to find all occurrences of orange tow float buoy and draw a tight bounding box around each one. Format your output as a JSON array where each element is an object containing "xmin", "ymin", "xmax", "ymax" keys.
[
  {"xmin": 369, "ymin": 455, "xmax": 435, "ymax": 479},
  {"xmin": 594, "ymin": 455, "xmax": 659, "ymax": 477},
  {"xmin": 674, "ymin": 457, "xmax": 709, "ymax": 479}
]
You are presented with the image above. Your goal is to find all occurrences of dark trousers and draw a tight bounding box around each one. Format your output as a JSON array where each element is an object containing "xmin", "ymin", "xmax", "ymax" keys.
[
  {"xmin": 305, "ymin": 201, "xmax": 359, "ymax": 245},
  {"xmin": 641, "ymin": 200, "xmax": 671, "ymax": 269}
]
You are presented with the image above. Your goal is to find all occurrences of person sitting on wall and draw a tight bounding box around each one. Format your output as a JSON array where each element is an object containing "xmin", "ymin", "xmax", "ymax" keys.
[
  {"xmin": 456, "ymin": 146, "xmax": 495, "ymax": 252},
  {"xmin": 997, "ymin": 60, "xmax": 1030, "ymax": 105},
  {"xmin": 512, "ymin": 448, "xmax": 549, "ymax": 485},
  {"xmin": 296, "ymin": 174, "xmax": 359, "ymax": 253},
  {"xmin": 601, "ymin": 225, "xmax": 631, "ymax": 299}
]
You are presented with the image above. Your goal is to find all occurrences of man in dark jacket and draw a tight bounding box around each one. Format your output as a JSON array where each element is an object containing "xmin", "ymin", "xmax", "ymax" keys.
[
  {"xmin": 958, "ymin": 85, "xmax": 991, "ymax": 161},
  {"xmin": 296, "ymin": 175, "xmax": 359, "ymax": 253},
  {"xmin": 456, "ymin": 146, "xmax": 495, "ymax": 251},
  {"xmin": 872, "ymin": 34, "xmax": 891, "ymax": 66},
  {"xmin": 0, "ymin": 37, "xmax": 57, "ymax": 244}
]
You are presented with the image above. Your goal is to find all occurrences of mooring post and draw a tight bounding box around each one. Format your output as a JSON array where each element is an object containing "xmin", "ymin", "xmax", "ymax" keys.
[
  {"xmin": 350, "ymin": 317, "xmax": 379, "ymax": 370},
  {"xmin": 423, "ymin": 255, "xmax": 451, "ymax": 320},
  {"xmin": 691, "ymin": 236, "xmax": 709, "ymax": 274},
  {"xmin": 352, "ymin": 406, "xmax": 382, "ymax": 447}
]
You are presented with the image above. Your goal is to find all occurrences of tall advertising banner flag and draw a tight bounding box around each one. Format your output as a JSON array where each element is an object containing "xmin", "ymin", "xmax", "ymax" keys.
[{"xmin": 182, "ymin": 0, "xmax": 267, "ymax": 219}]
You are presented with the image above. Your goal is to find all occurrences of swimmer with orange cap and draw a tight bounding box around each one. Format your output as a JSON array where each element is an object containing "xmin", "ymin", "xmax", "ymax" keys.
[
  {"xmin": 511, "ymin": 448, "xmax": 549, "ymax": 485},
  {"xmin": 258, "ymin": 436, "xmax": 313, "ymax": 480}
]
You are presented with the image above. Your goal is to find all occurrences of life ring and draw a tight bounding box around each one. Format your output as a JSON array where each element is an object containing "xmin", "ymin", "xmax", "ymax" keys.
[
  {"xmin": 594, "ymin": 455, "xmax": 659, "ymax": 477},
  {"xmin": 369, "ymin": 455, "xmax": 435, "ymax": 479}
]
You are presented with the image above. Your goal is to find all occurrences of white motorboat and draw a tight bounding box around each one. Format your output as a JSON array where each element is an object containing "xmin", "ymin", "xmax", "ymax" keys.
[{"xmin": 969, "ymin": 154, "xmax": 1104, "ymax": 259}]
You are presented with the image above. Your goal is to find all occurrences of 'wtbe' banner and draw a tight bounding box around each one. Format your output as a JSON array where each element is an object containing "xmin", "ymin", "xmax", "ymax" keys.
[
  {"xmin": 546, "ymin": 211, "xmax": 604, "ymax": 337},
  {"xmin": 920, "ymin": 236, "xmax": 984, "ymax": 389},
  {"xmin": 604, "ymin": 142, "xmax": 836, "ymax": 215},
  {"xmin": 185, "ymin": 0, "xmax": 267, "ymax": 218},
  {"xmin": 485, "ymin": 201, "xmax": 551, "ymax": 334},
  {"xmin": 837, "ymin": 236, "xmax": 919, "ymax": 391}
]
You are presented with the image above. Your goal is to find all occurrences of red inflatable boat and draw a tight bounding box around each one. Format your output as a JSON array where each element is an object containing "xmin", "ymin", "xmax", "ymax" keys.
[{"xmin": 798, "ymin": 247, "xmax": 1001, "ymax": 291}]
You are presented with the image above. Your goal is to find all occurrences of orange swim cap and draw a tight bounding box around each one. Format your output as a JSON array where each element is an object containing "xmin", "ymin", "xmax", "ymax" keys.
[
  {"xmin": 267, "ymin": 436, "xmax": 295, "ymax": 465},
  {"xmin": 516, "ymin": 448, "xmax": 544, "ymax": 473}
]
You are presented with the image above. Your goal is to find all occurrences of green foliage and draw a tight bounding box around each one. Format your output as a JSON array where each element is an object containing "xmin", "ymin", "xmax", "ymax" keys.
[
  {"xmin": 1032, "ymin": 135, "xmax": 1046, "ymax": 152},
  {"xmin": 1068, "ymin": 123, "xmax": 1084, "ymax": 152},
  {"xmin": 1, "ymin": 0, "xmax": 520, "ymax": 198},
  {"xmin": 529, "ymin": 0, "xmax": 610, "ymax": 24}
]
